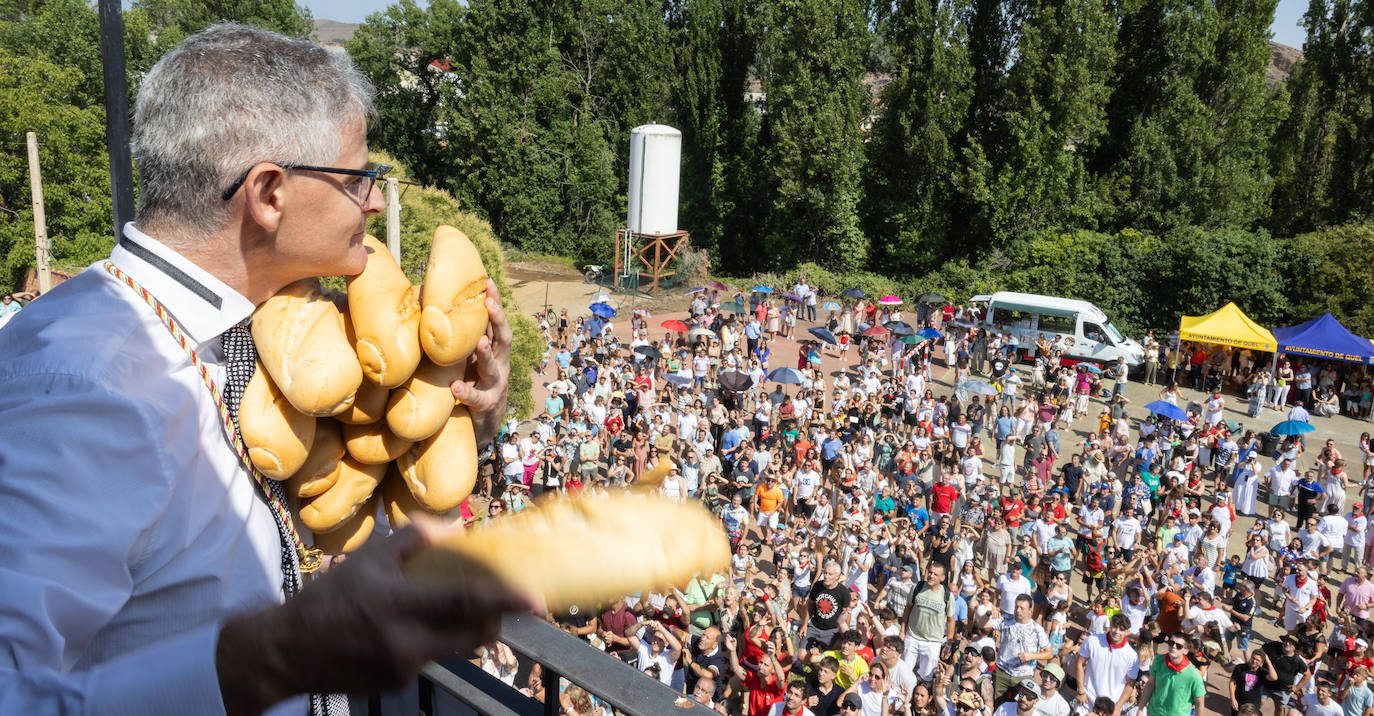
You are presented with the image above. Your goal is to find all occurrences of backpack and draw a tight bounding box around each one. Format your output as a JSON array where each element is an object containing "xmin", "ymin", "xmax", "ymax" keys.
[{"xmin": 1084, "ymin": 540, "xmax": 1105, "ymax": 574}]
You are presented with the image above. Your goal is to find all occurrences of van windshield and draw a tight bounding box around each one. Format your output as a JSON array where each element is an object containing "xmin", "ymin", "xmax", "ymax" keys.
[{"xmin": 1102, "ymin": 321, "xmax": 1125, "ymax": 343}]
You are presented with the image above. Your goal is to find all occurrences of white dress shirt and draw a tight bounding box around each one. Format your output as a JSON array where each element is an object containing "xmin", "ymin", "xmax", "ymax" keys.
[{"xmin": 0, "ymin": 224, "xmax": 304, "ymax": 715}]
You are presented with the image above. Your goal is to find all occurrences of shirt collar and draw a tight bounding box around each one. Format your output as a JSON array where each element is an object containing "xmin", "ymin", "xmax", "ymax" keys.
[{"xmin": 111, "ymin": 223, "xmax": 255, "ymax": 345}]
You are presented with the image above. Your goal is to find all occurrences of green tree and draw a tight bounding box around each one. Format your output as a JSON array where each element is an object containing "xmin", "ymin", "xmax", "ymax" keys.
[
  {"xmin": 863, "ymin": 0, "xmax": 973, "ymax": 273},
  {"xmin": 347, "ymin": 0, "xmax": 468, "ymax": 191},
  {"xmin": 132, "ymin": 0, "xmax": 313, "ymax": 39},
  {"xmin": 755, "ymin": 0, "xmax": 870, "ymax": 271},
  {"xmin": 1268, "ymin": 0, "xmax": 1373, "ymax": 235}
]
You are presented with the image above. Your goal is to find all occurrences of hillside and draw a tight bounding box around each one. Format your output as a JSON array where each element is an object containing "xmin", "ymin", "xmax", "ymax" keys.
[
  {"xmin": 314, "ymin": 19, "xmax": 358, "ymax": 47},
  {"xmin": 1268, "ymin": 41, "xmax": 1303, "ymax": 84}
]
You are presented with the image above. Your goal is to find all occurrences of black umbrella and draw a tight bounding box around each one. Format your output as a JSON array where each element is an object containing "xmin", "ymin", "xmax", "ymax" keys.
[
  {"xmin": 633, "ymin": 345, "xmax": 662, "ymax": 361},
  {"xmin": 841, "ymin": 287, "xmax": 866, "ymax": 299},
  {"xmin": 719, "ymin": 371, "xmax": 754, "ymax": 392},
  {"xmin": 918, "ymin": 292, "xmax": 946, "ymax": 304},
  {"xmin": 883, "ymin": 320, "xmax": 915, "ymax": 336}
]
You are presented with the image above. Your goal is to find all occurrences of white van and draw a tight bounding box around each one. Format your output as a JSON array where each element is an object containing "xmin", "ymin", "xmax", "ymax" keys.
[{"xmin": 967, "ymin": 292, "xmax": 1146, "ymax": 368}]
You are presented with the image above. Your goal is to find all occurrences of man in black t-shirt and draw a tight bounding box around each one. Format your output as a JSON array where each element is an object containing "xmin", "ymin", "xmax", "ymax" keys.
[
  {"xmin": 1229, "ymin": 649, "xmax": 1269, "ymax": 712},
  {"xmin": 802, "ymin": 561, "xmax": 851, "ymax": 649},
  {"xmin": 686, "ymin": 626, "xmax": 726, "ymax": 702},
  {"xmin": 1262, "ymin": 636, "xmax": 1307, "ymax": 712},
  {"xmin": 1062, "ymin": 455, "xmax": 1084, "ymax": 498}
]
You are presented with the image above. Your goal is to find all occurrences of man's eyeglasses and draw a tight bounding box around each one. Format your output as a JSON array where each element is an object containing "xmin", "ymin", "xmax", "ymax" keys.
[
  {"xmin": 221, "ymin": 161, "xmax": 392, "ymax": 203},
  {"xmin": 1169, "ymin": 641, "xmax": 1188, "ymax": 650}
]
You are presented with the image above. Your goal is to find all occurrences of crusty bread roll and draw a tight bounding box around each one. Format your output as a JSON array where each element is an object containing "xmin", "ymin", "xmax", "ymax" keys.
[
  {"xmin": 239, "ymin": 361, "xmax": 316, "ymax": 480},
  {"xmin": 298, "ymin": 455, "xmax": 386, "ymax": 533},
  {"xmin": 342, "ymin": 420, "xmax": 412, "ymax": 465},
  {"xmin": 311, "ymin": 496, "xmax": 379, "ymax": 554},
  {"xmin": 335, "ymin": 376, "xmax": 389, "ymax": 425},
  {"xmin": 419, "ymin": 226, "xmax": 489, "ymax": 366},
  {"xmin": 347, "ymin": 235, "xmax": 423, "ymax": 388},
  {"xmin": 385, "ymin": 358, "xmax": 464, "ymax": 441},
  {"xmin": 288, "ymin": 419, "xmax": 345, "ymax": 498},
  {"xmin": 252, "ymin": 279, "xmax": 362, "ymax": 416},
  {"xmin": 405, "ymin": 493, "xmax": 731, "ymax": 611},
  {"xmin": 395, "ymin": 405, "xmax": 478, "ymax": 512}
]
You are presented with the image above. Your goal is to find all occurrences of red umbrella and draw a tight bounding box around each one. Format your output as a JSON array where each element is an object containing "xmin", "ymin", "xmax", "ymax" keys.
[
  {"xmin": 707, "ymin": 280, "xmax": 729, "ymax": 291},
  {"xmin": 661, "ymin": 319, "xmax": 689, "ymax": 333},
  {"xmin": 862, "ymin": 325, "xmax": 890, "ymax": 337}
]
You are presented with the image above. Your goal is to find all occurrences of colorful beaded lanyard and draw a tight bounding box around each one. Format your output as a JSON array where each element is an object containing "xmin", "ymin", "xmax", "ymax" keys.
[{"xmin": 103, "ymin": 261, "xmax": 323, "ymax": 573}]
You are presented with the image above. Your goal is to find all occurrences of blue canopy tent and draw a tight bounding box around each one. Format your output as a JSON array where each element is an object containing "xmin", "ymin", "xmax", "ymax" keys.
[{"xmin": 1272, "ymin": 313, "xmax": 1374, "ymax": 365}]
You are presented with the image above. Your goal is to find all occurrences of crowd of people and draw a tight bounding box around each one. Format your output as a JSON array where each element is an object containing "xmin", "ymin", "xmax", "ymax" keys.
[{"xmin": 474, "ymin": 281, "xmax": 1374, "ymax": 716}]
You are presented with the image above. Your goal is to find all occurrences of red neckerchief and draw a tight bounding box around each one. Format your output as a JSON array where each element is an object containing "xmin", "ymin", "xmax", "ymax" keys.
[
  {"xmin": 1295, "ymin": 575, "xmax": 1308, "ymax": 588},
  {"xmin": 1164, "ymin": 655, "xmax": 1192, "ymax": 672},
  {"xmin": 1108, "ymin": 637, "xmax": 1129, "ymax": 649}
]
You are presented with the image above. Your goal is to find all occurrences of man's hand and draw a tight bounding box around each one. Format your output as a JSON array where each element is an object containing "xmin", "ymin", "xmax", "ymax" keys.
[
  {"xmin": 452, "ymin": 278, "xmax": 513, "ymax": 445},
  {"xmin": 215, "ymin": 517, "xmax": 535, "ymax": 716}
]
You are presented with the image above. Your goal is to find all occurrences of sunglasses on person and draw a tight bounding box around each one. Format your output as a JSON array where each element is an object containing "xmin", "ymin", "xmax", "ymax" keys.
[
  {"xmin": 841, "ymin": 705, "xmax": 861, "ymax": 712},
  {"xmin": 1169, "ymin": 640, "xmax": 1188, "ymax": 650}
]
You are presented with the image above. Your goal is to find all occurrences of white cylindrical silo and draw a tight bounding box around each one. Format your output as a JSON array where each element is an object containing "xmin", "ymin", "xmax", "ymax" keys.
[{"xmin": 626, "ymin": 124, "xmax": 681, "ymax": 235}]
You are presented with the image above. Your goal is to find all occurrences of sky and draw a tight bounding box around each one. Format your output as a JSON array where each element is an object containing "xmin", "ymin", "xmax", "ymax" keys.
[{"xmin": 305, "ymin": 0, "xmax": 1310, "ymax": 51}]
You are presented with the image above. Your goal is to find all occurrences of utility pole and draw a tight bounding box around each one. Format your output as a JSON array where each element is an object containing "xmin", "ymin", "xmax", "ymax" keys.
[
  {"xmin": 26, "ymin": 132, "xmax": 51, "ymax": 294},
  {"xmin": 385, "ymin": 177, "xmax": 401, "ymax": 264}
]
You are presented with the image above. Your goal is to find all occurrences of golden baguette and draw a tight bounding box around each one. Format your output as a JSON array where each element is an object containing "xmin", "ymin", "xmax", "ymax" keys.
[
  {"xmin": 419, "ymin": 226, "xmax": 489, "ymax": 366},
  {"xmin": 239, "ymin": 361, "xmax": 316, "ymax": 480},
  {"xmin": 311, "ymin": 496, "xmax": 379, "ymax": 554},
  {"xmin": 288, "ymin": 419, "xmax": 345, "ymax": 498},
  {"xmin": 404, "ymin": 493, "xmax": 730, "ymax": 611},
  {"xmin": 342, "ymin": 420, "xmax": 412, "ymax": 464},
  {"xmin": 298, "ymin": 456, "xmax": 386, "ymax": 533},
  {"xmin": 385, "ymin": 358, "xmax": 464, "ymax": 441},
  {"xmin": 347, "ymin": 235, "xmax": 423, "ymax": 388},
  {"xmin": 395, "ymin": 405, "xmax": 477, "ymax": 512},
  {"xmin": 251, "ymin": 279, "xmax": 361, "ymax": 416}
]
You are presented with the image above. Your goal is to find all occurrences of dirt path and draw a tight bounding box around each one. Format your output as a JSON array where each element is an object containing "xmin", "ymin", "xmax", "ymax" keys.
[{"xmin": 505, "ymin": 261, "xmax": 684, "ymax": 325}]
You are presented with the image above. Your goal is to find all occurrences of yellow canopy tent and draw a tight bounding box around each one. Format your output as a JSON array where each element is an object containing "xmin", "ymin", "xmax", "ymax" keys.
[{"xmin": 1178, "ymin": 302, "xmax": 1276, "ymax": 351}]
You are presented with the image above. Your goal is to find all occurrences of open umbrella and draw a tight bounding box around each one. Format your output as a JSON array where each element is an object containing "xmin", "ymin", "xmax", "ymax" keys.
[
  {"xmin": 964, "ymin": 380, "xmax": 999, "ymax": 396},
  {"xmin": 917, "ymin": 327, "xmax": 943, "ymax": 341},
  {"xmin": 717, "ymin": 302, "xmax": 746, "ymax": 314},
  {"xmin": 633, "ymin": 345, "xmax": 661, "ymax": 361},
  {"xmin": 900, "ymin": 334, "xmax": 928, "ymax": 345},
  {"xmin": 719, "ymin": 371, "xmax": 754, "ymax": 392},
  {"xmin": 782, "ymin": 292, "xmax": 801, "ymax": 302},
  {"xmin": 684, "ymin": 287, "xmax": 707, "ymax": 295},
  {"xmin": 767, "ymin": 367, "xmax": 806, "ymax": 384},
  {"xmin": 884, "ymin": 321, "xmax": 915, "ymax": 336},
  {"xmin": 842, "ymin": 287, "xmax": 866, "ymax": 299},
  {"xmin": 589, "ymin": 302, "xmax": 616, "ymax": 319},
  {"xmin": 808, "ymin": 327, "xmax": 838, "ymax": 345},
  {"xmin": 590, "ymin": 291, "xmax": 612, "ymax": 304},
  {"xmin": 689, "ymin": 327, "xmax": 715, "ymax": 340},
  {"xmin": 878, "ymin": 295, "xmax": 903, "ymax": 306},
  {"xmin": 632, "ymin": 308, "xmax": 651, "ymax": 317},
  {"xmin": 661, "ymin": 319, "xmax": 689, "ymax": 333},
  {"xmin": 1079, "ymin": 363, "xmax": 1103, "ymax": 375},
  {"xmin": 707, "ymin": 280, "xmax": 729, "ymax": 291},
  {"xmin": 862, "ymin": 325, "xmax": 890, "ymax": 337},
  {"xmin": 918, "ymin": 292, "xmax": 946, "ymax": 304},
  {"xmin": 1271, "ymin": 419, "xmax": 1315, "ymax": 436},
  {"xmin": 664, "ymin": 374, "xmax": 692, "ymax": 386},
  {"xmin": 821, "ymin": 301, "xmax": 841, "ymax": 311},
  {"xmin": 752, "ymin": 285, "xmax": 774, "ymax": 294},
  {"xmin": 1144, "ymin": 400, "xmax": 1189, "ymax": 422}
]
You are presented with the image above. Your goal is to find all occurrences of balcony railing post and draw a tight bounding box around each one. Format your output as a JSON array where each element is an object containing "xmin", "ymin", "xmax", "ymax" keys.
[{"xmin": 542, "ymin": 668, "xmax": 560, "ymax": 716}]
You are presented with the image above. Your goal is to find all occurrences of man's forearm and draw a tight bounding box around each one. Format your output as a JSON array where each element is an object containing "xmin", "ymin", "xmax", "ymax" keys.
[{"xmin": 217, "ymin": 609, "xmax": 294, "ymax": 716}]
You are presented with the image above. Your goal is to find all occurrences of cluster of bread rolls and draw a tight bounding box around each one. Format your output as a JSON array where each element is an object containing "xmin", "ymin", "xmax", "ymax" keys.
[{"xmin": 240, "ymin": 226, "xmax": 490, "ymax": 554}]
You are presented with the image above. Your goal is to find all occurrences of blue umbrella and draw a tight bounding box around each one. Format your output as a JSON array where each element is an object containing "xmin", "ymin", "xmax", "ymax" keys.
[
  {"xmin": 964, "ymin": 380, "xmax": 999, "ymax": 396},
  {"xmin": 589, "ymin": 302, "xmax": 616, "ymax": 319},
  {"xmin": 752, "ymin": 285, "xmax": 774, "ymax": 294},
  {"xmin": 767, "ymin": 367, "xmax": 805, "ymax": 384},
  {"xmin": 1079, "ymin": 363, "xmax": 1103, "ymax": 375},
  {"xmin": 1144, "ymin": 400, "xmax": 1188, "ymax": 422},
  {"xmin": 917, "ymin": 327, "xmax": 943, "ymax": 341},
  {"xmin": 883, "ymin": 321, "xmax": 914, "ymax": 336},
  {"xmin": 821, "ymin": 301, "xmax": 841, "ymax": 311},
  {"xmin": 683, "ymin": 286, "xmax": 707, "ymax": 295},
  {"xmin": 1271, "ymin": 420, "xmax": 1316, "ymax": 436},
  {"xmin": 808, "ymin": 327, "xmax": 838, "ymax": 345},
  {"xmin": 664, "ymin": 374, "xmax": 692, "ymax": 386}
]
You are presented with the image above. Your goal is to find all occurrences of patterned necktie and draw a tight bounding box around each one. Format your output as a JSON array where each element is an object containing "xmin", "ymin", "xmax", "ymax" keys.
[{"xmin": 222, "ymin": 319, "xmax": 346, "ymax": 716}]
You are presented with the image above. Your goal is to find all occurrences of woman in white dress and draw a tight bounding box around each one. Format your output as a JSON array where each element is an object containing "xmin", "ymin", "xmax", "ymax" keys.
[{"xmin": 1233, "ymin": 453, "xmax": 1261, "ymax": 515}]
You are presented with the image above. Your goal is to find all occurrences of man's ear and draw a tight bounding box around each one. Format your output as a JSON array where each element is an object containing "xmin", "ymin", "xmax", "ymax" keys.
[{"xmin": 242, "ymin": 163, "xmax": 288, "ymax": 233}]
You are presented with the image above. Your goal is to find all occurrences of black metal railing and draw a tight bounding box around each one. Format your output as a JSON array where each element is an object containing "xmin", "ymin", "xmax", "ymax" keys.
[{"xmin": 368, "ymin": 613, "xmax": 717, "ymax": 716}]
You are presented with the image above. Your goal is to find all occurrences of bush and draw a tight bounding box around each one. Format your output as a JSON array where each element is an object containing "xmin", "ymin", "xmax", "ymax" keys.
[{"xmin": 366, "ymin": 152, "xmax": 541, "ymax": 419}]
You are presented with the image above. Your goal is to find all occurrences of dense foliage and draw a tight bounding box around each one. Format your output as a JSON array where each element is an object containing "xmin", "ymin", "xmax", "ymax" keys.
[{"xmin": 2, "ymin": 0, "xmax": 1374, "ymax": 342}]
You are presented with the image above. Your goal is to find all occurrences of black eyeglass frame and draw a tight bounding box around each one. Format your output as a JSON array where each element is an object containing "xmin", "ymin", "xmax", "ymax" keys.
[{"xmin": 220, "ymin": 162, "xmax": 393, "ymax": 202}]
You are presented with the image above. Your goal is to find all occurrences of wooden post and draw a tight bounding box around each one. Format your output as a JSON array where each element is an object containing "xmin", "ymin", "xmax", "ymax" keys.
[
  {"xmin": 385, "ymin": 177, "xmax": 401, "ymax": 263},
  {"xmin": 26, "ymin": 132, "xmax": 51, "ymax": 294}
]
